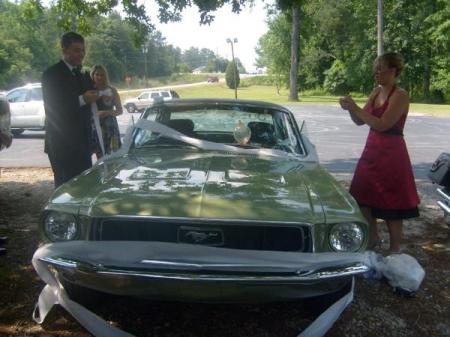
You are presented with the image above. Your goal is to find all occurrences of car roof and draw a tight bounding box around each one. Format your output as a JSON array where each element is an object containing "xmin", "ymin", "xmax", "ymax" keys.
[
  {"xmin": 8, "ymin": 83, "xmax": 41, "ymax": 92},
  {"xmin": 148, "ymin": 98, "xmax": 291, "ymax": 114}
]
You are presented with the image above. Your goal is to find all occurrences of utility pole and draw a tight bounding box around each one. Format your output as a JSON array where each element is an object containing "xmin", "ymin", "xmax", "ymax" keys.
[
  {"xmin": 226, "ymin": 38, "xmax": 238, "ymax": 99},
  {"xmin": 142, "ymin": 44, "xmax": 148, "ymax": 87},
  {"xmin": 377, "ymin": 0, "xmax": 384, "ymax": 56}
]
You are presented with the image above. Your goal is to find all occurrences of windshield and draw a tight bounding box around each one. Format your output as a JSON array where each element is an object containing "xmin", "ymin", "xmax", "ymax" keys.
[{"xmin": 132, "ymin": 103, "xmax": 305, "ymax": 155}]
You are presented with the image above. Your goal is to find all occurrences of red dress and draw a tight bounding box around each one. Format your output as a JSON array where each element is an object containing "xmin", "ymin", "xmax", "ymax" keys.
[{"xmin": 349, "ymin": 87, "xmax": 420, "ymax": 217}]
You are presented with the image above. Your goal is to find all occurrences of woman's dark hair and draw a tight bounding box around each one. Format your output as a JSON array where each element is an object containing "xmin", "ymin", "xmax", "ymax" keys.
[
  {"xmin": 61, "ymin": 32, "xmax": 84, "ymax": 49},
  {"xmin": 376, "ymin": 52, "xmax": 404, "ymax": 77}
]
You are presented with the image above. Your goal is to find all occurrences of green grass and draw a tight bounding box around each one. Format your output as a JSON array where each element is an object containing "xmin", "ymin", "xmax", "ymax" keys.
[{"xmin": 119, "ymin": 83, "xmax": 450, "ymax": 117}]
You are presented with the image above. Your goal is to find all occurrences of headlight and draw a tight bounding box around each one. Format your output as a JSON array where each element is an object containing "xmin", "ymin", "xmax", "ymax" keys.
[
  {"xmin": 44, "ymin": 212, "xmax": 78, "ymax": 241},
  {"xmin": 329, "ymin": 222, "xmax": 364, "ymax": 252}
]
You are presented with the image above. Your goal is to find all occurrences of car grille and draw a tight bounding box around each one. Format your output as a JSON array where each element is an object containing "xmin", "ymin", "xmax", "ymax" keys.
[{"xmin": 94, "ymin": 218, "xmax": 312, "ymax": 252}]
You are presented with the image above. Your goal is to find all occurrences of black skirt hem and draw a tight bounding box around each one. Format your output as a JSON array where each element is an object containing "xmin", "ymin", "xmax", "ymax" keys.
[{"xmin": 358, "ymin": 204, "xmax": 419, "ymax": 220}]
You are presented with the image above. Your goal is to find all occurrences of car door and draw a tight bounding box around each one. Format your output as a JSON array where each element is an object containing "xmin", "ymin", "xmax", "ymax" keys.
[
  {"xmin": 150, "ymin": 92, "xmax": 161, "ymax": 103},
  {"xmin": 7, "ymin": 88, "xmax": 30, "ymax": 128},
  {"xmin": 160, "ymin": 91, "xmax": 171, "ymax": 101},
  {"xmin": 23, "ymin": 87, "xmax": 45, "ymax": 128},
  {"xmin": 136, "ymin": 92, "xmax": 150, "ymax": 110}
]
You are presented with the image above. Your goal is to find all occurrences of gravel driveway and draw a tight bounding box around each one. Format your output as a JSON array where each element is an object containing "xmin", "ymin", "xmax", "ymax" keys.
[{"xmin": 0, "ymin": 168, "xmax": 449, "ymax": 337}]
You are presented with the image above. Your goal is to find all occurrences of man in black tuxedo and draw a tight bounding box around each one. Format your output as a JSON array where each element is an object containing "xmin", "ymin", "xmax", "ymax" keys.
[{"xmin": 42, "ymin": 32, "xmax": 98, "ymax": 187}]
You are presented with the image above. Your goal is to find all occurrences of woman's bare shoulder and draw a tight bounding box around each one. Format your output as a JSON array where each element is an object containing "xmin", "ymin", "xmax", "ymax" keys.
[
  {"xmin": 370, "ymin": 86, "xmax": 381, "ymax": 96},
  {"xmin": 368, "ymin": 86, "xmax": 381, "ymax": 99},
  {"xmin": 393, "ymin": 87, "xmax": 409, "ymax": 100}
]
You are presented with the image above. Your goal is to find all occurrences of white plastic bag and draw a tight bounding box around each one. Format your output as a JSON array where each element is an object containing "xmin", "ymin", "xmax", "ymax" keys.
[
  {"xmin": 360, "ymin": 251, "xmax": 384, "ymax": 280},
  {"xmin": 381, "ymin": 253, "xmax": 425, "ymax": 292}
]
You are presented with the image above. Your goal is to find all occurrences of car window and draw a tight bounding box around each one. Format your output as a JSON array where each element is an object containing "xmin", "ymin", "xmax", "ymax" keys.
[
  {"xmin": 161, "ymin": 92, "xmax": 170, "ymax": 98},
  {"xmin": 7, "ymin": 89, "xmax": 29, "ymax": 103},
  {"xmin": 134, "ymin": 104, "xmax": 304, "ymax": 155},
  {"xmin": 30, "ymin": 88, "xmax": 43, "ymax": 101},
  {"xmin": 151, "ymin": 92, "xmax": 160, "ymax": 98},
  {"xmin": 139, "ymin": 93, "xmax": 149, "ymax": 99}
]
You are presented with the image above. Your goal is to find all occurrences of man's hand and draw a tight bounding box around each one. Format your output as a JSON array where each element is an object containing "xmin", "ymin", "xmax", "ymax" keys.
[{"xmin": 83, "ymin": 90, "xmax": 99, "ymax": 104}]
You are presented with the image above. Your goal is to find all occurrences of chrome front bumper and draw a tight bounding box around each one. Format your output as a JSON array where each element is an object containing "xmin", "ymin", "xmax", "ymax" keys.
[{"xmin": 34, "ymin": 241, "xmax": 369, "ymax": 302}]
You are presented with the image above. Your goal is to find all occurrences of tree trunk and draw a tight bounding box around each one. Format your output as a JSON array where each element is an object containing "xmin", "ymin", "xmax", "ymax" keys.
[
  {"xmin": 288, "ymin": 3, "xmax": 300, "ymax": 102},
  {"xmin": 423, "ymin": 47, "xmax": 431, "ymax": 99}
]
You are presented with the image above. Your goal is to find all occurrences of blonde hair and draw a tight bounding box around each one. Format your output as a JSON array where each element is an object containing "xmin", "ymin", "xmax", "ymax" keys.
[
  {"xmin": 90, "ymin": 64, "xmax": 110, "ymax": 85},
  {"xmin": 375, "ymin": 52, "xmax": 404, "ymax": 77}
]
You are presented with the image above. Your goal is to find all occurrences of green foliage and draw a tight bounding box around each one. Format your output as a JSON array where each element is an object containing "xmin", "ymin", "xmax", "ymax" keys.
[
  {"xmin": 0, "ymin": 2, "xmax": 223, "ymax": 89},
  {"xmin": 178, "ymin": 63, "xmax": 192, "ymax": 73},
  {"xmin": 225, "ymin": 61, "xmax": 240, "ymax": 89},
  {"xmin": 323, "ymin": 60, "xmax": 350, "ymax": 95},
  {"xmin": 240, "ymin": 75, "xmax": 280, "ymax": 87},
  {"xmin": 0, "ymin": 0, "xmax": 59, "ymax": 88},
  {"xmin": 119, "ymin": 73, "xmax": 209, "ymax": 89},
  {"xmin": 300, "ymin": 87, "xmax": 329, "ymax": 96},
  {"xmin": 0, "ymin": 39, "xmax": 33, "ymax": 88},
  {"xmin": 181, "ymin": 47, "xmax": 215, "ymax": 70},
  {"xmin": 257, "ymin": 0, "xmax": 449, "ymax": 102},
  {"xmin": 255, "ymin": 12, "xmax": 291, "ymax": 86}
]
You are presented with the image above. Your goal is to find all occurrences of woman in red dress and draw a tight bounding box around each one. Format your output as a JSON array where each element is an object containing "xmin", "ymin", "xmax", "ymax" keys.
[{"xmin": 339, "ymin": 52, "xmax": 420, "ymax": 254}]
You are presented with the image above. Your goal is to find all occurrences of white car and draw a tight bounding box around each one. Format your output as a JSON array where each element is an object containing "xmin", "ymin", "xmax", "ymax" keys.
[
  {"xmin": 123, "ymin": 90, "xmax": 179, "ymax": 113},
  {"xmin": 7, "ymin": 83, "xmax": 45, "ymax": 136}
]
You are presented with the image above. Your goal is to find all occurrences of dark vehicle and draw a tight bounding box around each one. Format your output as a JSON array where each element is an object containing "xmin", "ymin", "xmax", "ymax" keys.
[
  {"xmin": 429, "ymin": 153, "xmax": 450, "ymax": 226},
  {"xmin": 207, "ymin": 76, "xmax": 219, "ymax": 83}
]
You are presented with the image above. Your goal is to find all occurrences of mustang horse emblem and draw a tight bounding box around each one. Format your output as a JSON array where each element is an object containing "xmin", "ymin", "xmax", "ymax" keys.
[{"xmin": 185, "ymin": 230, "xmax": 219, "ymax": 243}]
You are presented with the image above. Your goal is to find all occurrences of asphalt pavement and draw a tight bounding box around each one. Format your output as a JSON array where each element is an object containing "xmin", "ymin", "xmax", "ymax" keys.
[{"xmin": 1, "ymin": 105, "xmax": 449, "ymax": 180}]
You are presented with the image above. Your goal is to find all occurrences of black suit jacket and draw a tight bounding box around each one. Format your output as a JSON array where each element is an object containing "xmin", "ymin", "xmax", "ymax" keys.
[{"xmin": 42, "ymin": 60, "xmax": 94, "ymax": 155}]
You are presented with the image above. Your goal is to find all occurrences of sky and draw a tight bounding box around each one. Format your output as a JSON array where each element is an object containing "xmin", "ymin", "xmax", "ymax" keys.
[{"xmin": 147, "ymin": 1, "xmax": 273, "ymax": 72}]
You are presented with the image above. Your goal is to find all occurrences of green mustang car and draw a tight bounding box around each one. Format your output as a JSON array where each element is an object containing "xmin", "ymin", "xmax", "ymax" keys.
[{"xmin": 35, "ymin": 99, "xmax": 369, "ymax": 304}]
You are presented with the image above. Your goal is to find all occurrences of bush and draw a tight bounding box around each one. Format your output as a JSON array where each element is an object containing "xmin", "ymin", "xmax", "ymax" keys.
[
  {"xmin": 429, "ymin": 89, "xmax": 446, "ymax": 104},
  {"xmin": 300, "ymin": 87, "xmax": 328, "ymax": 96},
  {"xmin": 225, "ymin": 62, "xmax": 240, "ymax": 89},
  {"xmin": 323, "ymin": 60, "xmax": 350, "ymax": 95},
  {"xmin": 240, "ymin": 75, "xmax": 283, "ymax": 87}
]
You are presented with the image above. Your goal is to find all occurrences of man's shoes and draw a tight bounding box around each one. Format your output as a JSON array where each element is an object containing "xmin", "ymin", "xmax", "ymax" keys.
[
  {"xmin": 0, "ymin": 247, "xmax": 6, "ymax": 256},
  {"xmin": 0, "ymin": 236, "xmax": 8, "ymax": 245}
]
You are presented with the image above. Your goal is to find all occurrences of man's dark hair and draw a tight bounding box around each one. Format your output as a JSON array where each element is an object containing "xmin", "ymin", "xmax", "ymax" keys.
[{"xmin": 61, "ymin": 32, "xmax": 84, "ymax": 49}]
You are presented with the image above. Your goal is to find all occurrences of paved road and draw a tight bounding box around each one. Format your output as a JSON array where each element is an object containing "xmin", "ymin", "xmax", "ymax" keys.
[{"xmin": 1, "ymin": 105, "xmax": 449, "ymax": 179}]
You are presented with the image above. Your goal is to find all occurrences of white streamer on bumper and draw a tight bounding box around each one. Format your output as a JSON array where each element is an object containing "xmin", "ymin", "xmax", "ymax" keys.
[
  {"xmin": 32, "ymin": 247, "xmax": 135, "ymax": 337},
  {"xmin": 32, "ymin": 242, "xmax": 364, "ymax": 337}
]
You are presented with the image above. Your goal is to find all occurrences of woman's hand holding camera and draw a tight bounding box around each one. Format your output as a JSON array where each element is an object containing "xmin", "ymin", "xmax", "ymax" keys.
[{"xmin": 339, "ymin": 95, "xmax": 357, "ymax": 112}]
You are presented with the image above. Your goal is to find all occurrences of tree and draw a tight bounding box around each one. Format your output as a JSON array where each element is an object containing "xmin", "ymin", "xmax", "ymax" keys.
[
  {"xmin": 288, "ymin": 3, "xmax": 300, "ymax": 101},
  {"xmin": 225, "ymin": 61, "xmax": 240, "ymax": 89},
  {"xmin": 275, "ymin": 0, "xmax": 304, "ymax": 101},
  {"xmin": 27, "ymin": 0, "xmax": 250, "ymax": 43},
  {"xmin": 255, "ymin": 12, "xmax": 291, "ymax": 91},
  {"xmin": 181, "ymin": 47, "xmax": 216, "ymax": 70},
  {"xmin": 205, "ymin": 56, "xmax": 228, "ymax": 73}
]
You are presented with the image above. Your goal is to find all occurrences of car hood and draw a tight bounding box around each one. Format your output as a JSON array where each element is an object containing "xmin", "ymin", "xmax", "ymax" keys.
[{"xmin": 48, "ymin": 150, "xmax": 360, "ymax": 224}]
